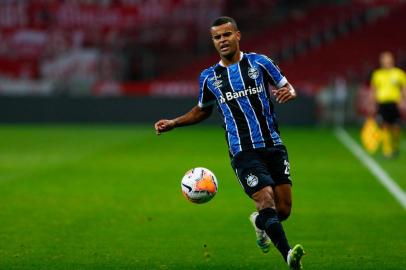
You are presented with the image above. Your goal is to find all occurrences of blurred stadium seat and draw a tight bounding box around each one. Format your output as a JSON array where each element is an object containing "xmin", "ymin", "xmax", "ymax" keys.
[
  {"xmin": 281, "ymin": 1, "xmax": 406, "ymax": 93},
  {"xmin": 0, "ymin": 0, "xmax": 404, "ymax": 100},
  {"xmin": 0, "ymin": 0, "xmax": 225, "ymax": 95}
]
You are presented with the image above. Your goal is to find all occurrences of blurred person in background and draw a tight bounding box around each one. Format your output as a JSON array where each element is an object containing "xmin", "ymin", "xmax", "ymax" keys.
[{"xmin": 370, "ymin": 51, "xmax": 406, "ymax": 158}]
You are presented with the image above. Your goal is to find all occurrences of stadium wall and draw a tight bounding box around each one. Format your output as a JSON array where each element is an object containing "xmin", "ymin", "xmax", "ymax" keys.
[{"xmin": 0, "ymin": 96, "xmax": 316, "ymax": 125}]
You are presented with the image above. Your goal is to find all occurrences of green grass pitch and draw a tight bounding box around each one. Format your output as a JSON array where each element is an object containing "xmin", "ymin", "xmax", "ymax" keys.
[{"xmin": 0, "ymin": 125, "xmax": 405, "ymax": 270}]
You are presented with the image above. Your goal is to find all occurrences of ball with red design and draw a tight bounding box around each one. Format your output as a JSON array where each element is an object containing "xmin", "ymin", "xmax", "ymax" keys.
[{"xmin": 181, "ymin": 167, "xmax": 218, "ymax": 204}]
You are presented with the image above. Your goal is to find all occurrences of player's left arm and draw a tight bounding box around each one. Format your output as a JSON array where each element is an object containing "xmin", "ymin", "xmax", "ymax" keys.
[
  {"xmin": 154, "ymin": 105, "xmax": 213, "ymax": 135},
  {"xmin": 403, "ymin": 87, "xmax": 406, "ymax": 101},
  {"xmin": 257, "ymin": 55, "xmax": 296, "ymax": 104},
  {"xmin": 271, "ymin": 83, "xmax": 297, "ymax": 104},
  {"xmin": 401, "ymin": 70, "xmax": 406, "ymax": 101}
]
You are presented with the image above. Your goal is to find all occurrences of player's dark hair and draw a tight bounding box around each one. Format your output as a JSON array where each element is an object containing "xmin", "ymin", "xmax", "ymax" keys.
[{"xmin": 211, "ymin": 16, "xmax": 238, "ymax": 30}]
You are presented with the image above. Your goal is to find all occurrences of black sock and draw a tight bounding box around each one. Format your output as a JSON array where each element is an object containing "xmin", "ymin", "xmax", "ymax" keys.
[
  {"xmin": 258, "ymin": 208, "xmax": 291, "ymax": 261},
  {"xmin": 255, "ymin": 213, "xmax": 265, "ymax": 230}
]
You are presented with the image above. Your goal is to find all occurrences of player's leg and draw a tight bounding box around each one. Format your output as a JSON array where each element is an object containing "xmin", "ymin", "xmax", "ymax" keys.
[
  {"xmin": 381, "ymin": 122, "xmax": 393, "ymax": 157},
  {"xmin": 274, "ymin": 183, "xmax": 292, "ymax": 221},
  {"xmin": 377, "ymin": 104, "xmax": 389, "ymax": 157},
  {"xmin": 390, "ymin": 104, "xmax": 402, "ymax": 156},
  {"xmin": 266, "ymin": 145, "xmax": 293, "ymax": 221},
  {"xmin": 232, "ymin": 149, "xmax": 304, "ymax": 268},
  {"xmin": 391, "ymin": 124, "xmax": 401, "ymax": 156},
  {"xmin": 232, "ymin": 150, "xmax": 272, "ymax": 253},
  {"xmin": 249, "ymin": 212, "xmax": 271, "ymax": 253},
  {"xmin": 251, "ymin": 186, "xmax": 292, "ymax": 261},
  {"xmin": 252, "ymin": 186, "xmax": 305, "ymax": 269},
  {"xmin": 264, "ymin": 145, "xmax": 305, "ymax": 269},
  {"xmin": 270, "ymin": 185, "xmax": 305, "ymax": 269},
  {"xmin": 380, "ymin": 103, "xmax": 401, "ymax": 158}
]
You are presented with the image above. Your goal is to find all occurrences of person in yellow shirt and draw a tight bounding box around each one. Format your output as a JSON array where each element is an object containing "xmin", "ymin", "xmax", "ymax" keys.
[{"xmin": 371, "ymin": 51, "xmax": 406, "ymax": 158}]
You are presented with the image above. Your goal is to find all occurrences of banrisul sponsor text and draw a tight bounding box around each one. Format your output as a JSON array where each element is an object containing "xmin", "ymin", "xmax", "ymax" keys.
[{"xmin": 219, "ymin": 85, "xmax": 264, "ymax": 103}]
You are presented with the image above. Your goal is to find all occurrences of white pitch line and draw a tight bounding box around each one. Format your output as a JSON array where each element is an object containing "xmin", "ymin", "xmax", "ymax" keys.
[{"xmin": 335, "ymin": 127, "xmax": 406, "ymax": 210}]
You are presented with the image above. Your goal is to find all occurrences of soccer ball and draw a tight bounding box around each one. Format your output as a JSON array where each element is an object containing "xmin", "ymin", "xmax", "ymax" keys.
[{"xmin": 181, "ymin": 167, "xmax": 218, "ymax": 204}]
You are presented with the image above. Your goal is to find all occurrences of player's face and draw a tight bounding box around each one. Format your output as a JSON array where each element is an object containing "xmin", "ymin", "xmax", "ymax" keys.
[
  {"xmin": 380, "ymin": 52, "xmax": 394, "ymax": 69},
  {"xmin": 211, "ymin": 23, "xmax": 241, "ymax": 58}
]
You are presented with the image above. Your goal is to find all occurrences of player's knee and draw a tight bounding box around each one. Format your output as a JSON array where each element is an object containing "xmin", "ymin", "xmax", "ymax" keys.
[
  {"xmin": 277, "ymin": 206, "xmax": 291, "ymax": 221},
  {"xmin": 252, "ymin": 186, "xmax": 275, "ymax": 210},
  {"xmin": 276, "ymin": 200, "xmax": 291, "ymax": 221}
]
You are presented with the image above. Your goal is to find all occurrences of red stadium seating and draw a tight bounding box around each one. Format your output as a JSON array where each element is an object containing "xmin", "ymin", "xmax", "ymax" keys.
[
  {"xmin": 158, "ymin": 2, "xmax": 406, "ymax": 94},
  {"xmin": 158, "ymin": 3, "xmax": 367, "ymax": 81},
  {"xmin": 1, "ymin": 0, "xmax": 405, "ymax": 97},
  {"xmin": 281, "ymin": 3, "xmax": 406, "ymax": 92}
]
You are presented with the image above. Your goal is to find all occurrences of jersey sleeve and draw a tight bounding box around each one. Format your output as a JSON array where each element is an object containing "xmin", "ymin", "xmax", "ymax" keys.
[
  {"xmin": 399, "ymin": 69, "xmax": 406, "ymax": 88},
  {"xmin": 198, "ymin": 72, "xmax": 216, "ymax": 108},
  {"xmin": 256, "ymin": 55, "xmax": 288, "ymax": 88},
  {"xmin": 370, "ymin": 71, "xmax": 378, "ymax": 88}
]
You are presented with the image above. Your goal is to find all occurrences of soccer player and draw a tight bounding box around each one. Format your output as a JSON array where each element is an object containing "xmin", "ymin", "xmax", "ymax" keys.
[
  {"xmin": 371, "ymin": 51, "xmax": 406, "ymax": 158},
  {"xmin": 154, "ymin": 16, "xmax": 305, "ymax": 269}
]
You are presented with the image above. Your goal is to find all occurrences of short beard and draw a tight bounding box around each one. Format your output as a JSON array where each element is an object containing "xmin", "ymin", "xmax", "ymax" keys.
[{"xmin": 221, "ymin": 50, "xmax": 236, "ymax": 60}]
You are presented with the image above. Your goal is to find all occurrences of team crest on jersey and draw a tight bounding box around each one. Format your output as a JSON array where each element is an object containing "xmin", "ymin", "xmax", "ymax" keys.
[
  {"xmin": 248, "ymin": 67, "xmax": 259, "ymax": 80},
  {"xmin": 246, "ymin": 173, "xmax": 258, "ymax": 187}
]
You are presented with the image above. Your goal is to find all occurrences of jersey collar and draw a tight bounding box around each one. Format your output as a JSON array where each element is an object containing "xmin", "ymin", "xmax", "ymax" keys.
[{"xmin": 219, "ymin": 51, "xmax": 244, "ymax": 67}]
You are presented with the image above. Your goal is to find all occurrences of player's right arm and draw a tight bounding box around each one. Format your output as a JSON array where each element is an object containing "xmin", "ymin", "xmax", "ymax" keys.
[
  {"xmin": 400, "ymin": 69, "xmax": 406, "ymax": 101},
  {"xmin": 369, "ymin": 71, "xmax": 379, "ymax": 115},
  {"xmin": 154, "ymin": 105, "xmax": 213, "ymax": 135},
  {"xmin": 155, "ymin": 69, "xmax": 216, "ymax": 135},
  {"xmin": 256, "ymin": 54, "xmax": 296, "ymax": 104}
]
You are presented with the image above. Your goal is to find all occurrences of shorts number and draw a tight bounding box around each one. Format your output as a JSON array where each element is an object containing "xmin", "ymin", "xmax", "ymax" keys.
[{"xmin": 284, "ymin": 160, "xmax": 290, "ymax": 175}]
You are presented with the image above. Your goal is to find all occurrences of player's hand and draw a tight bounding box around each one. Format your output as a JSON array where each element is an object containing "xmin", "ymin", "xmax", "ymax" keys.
[
  {"xmin": 154, "ymin": 119, "xmax": 176, "ymax": 135},
  {"xmin": 272, "ymin": 86, "xmax": 296, "ymax": 103},
  {"xmin": 367, "ymin": 102, "xmax": 377, "ymax": 116}
]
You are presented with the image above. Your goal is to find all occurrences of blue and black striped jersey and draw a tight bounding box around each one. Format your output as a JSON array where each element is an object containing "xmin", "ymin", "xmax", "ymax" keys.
[{"xmin": 198, "ymin": 52, "xmax": 288, "ymax": 156}]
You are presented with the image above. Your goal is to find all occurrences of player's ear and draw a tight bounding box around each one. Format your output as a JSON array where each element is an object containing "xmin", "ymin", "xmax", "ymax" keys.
[{"xmin": 236, "ymin": 31, "xmax": 241, "ymax": 41}]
